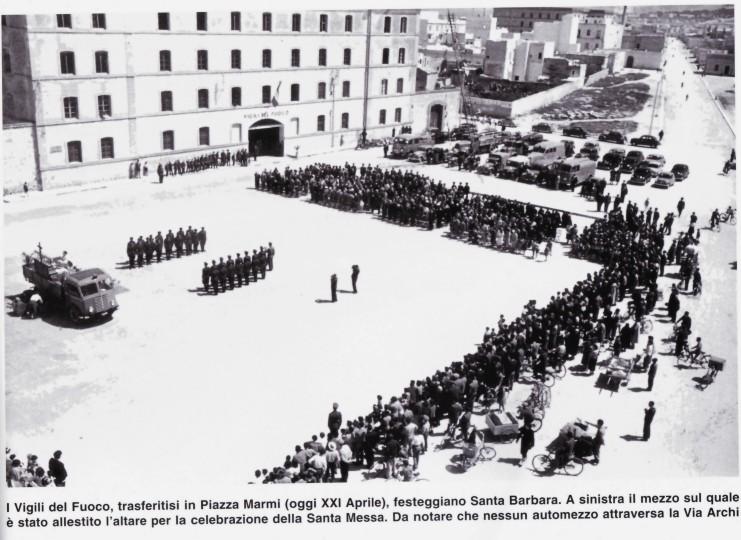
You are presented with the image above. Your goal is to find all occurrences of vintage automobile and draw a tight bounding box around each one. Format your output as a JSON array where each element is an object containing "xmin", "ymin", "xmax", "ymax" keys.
[
  {"xmin": 522, "ymin": 132, "xmax": 545, "ymax": 146},
  {"xmin": 407, "ymin": 150, "xmax": 427, "ymax": 163},
  {"xmin": 580, "ymin": 141, "xmax": 600, "ymax": 154},
  {"xmin": 597, "ymin": 151, "xmax": 623, "ymax": 170},
  {"xmin": 620, "ymin": 157, "xmax": 639, "ymax": 174},
  {"xmin": 628, "ymin": 167, "xmax": 653, "ymax": 185},
  {"xmin": 637, "ymin": 160, "xmax": 661, "ymax": 177},
  {"xmin": 499, "ymin": 155, "xmax": 530, "ymax": 180},
  {"xmin": 653, "ymin": 171, "xmax": 676, "ymax": 189},
  {"xmin": 557, "ymin": 157, "xmax": 596, "ymax": 189},
  {"xmin": 450, "ymin": 123, "xmax": 478, "ymax": 141},
  {"xmin": 671, "ymin": 163, "xmax": 690, "ymax": 181},
  {"xmin": 532, "ymin": 122, "xmax": 553, "ymax": 133},
  {"xmin": 562, "ymin": 125, "xmax": 588, "ymax": 138},
  {"xmin": 630, "ymin": 134, "xmax": 660, "ymax": 148},
  {"xmin": 597, "ymin": 130, "xmax": 626, "ymax": 144},
  {"xmin": 645, "ymin": 153, "xmax": 666, "ymax": 167}
]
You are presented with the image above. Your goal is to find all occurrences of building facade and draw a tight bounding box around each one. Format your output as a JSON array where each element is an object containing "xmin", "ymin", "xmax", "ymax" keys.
[
  {"xmin": 704, "ymin": 52, "xmax": 734, "ymax": 76},
  {"xmin": 3, "ymin": 10, "xmax": 458, "ymax": 191},
  {"xmin": 576, "ymin": 10, "xmax": 625, "ymax": 51},
  {"xmin": 492, "ymin": 7, "xmax": 573, "ymax": 33},
  {"xmin": 620, "ymin": 32, "xmax": 666, "ymax": 69}
]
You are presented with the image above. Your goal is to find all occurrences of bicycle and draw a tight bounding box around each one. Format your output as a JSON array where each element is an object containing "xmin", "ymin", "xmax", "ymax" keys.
[
  {"xmin": 720, "ymin": 208, "xmax": 736, "ymax": 226},
  {"xmin": 676, "ymin": 345, "xmax": 711, "ymax": 369},
  {"xmin": 531, "ymin": 452, "xmax": 584, "ymax": 476},
  {"xmin": 460, "ymin": 442, "xmax": 497, "ymax": 471}
]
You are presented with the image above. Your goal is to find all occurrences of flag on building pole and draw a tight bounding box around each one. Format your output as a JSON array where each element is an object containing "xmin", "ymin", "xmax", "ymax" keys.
[{"xmin": 272, "ymin": 81, "xmax": 282, "ymax": 106}]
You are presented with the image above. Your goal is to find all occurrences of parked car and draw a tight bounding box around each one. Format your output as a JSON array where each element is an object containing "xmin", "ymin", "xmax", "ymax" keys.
[
  {"xmin": 671, "ymin": 163, "xmax": 690, "ymax": 181},
  {"xmin": 450, "ymin": 123, "xmax": 477, "ymax": 141},
  {"xmin": 637, "ymin": 160, "xmax": 661, "ymax": 177},
  {"xmin": 630, "ymin": 134, "xmax": 660, "ymax": 148},
  {"xmin": 598, "ymin": 131, "xmax": 626, "ymax": 144},
  {"xmin": 597, "ymin": 152, "xmax": 623, "ymax": 170},
  {"xmin": 653, "ymin": 171, "xmax": 676, "ymax": 189},
  {"xmin": 407, "ymin": 150, "xmax": 427, "ymax": 163},
  {"xmin": 629, "ymin": 168, "xmax": 653, "ymax": 185},
  {"xmin": 645, "ymin": 153, "xmax": 666, "ymax": 167},
  {"xmin": 532, "ymin": 122, "xmax": 553, "ymax": 134},
  {"xmin": 626, "ymin": 150, "xmax": 645, "ymax": 162},
  {"xmin": 563, "ymin": 125, "xmax": 588, "ymax": 138},
  {"xmin": 580, "ymin": 141, "xmax": 600, "ymax": 153},
  {"xmin": 522, "ymin": 132, "xmax": 546, "ymax": 146},
  {"xmin": 620, "ymin": 157, "xmax": 640, "ymax": 174}
]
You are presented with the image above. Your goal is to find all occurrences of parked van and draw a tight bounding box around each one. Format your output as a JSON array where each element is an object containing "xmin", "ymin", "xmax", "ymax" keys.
[
  {"xmin": 557, "ymin": 157, "xmax": 596, "ymax": 189},
  {"xmin": 390, "ymin": 134, "xmax": 434, "ymax": 158},
  {"xmin": 528, "ymin": 141, "xmax": 567, "ymax": 170}
]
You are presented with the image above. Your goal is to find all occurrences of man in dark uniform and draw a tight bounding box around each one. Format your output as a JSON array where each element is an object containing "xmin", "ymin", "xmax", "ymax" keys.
[
  {"xmin": 217, "ymin": 257, "xmax": 227, "ymax": 293},
  {"xmin": 198, "ymin": 227, "xmax": 207, "ymax": 252},
  {"xmin": 251, "ymin": 249, "xmax": 259, "ymax": 282},
  {"xmin": 209, "ymin": 260, "xmax": 219, "ymax": 294},
  {"xmin": 189, "ymin": 226, "xmax": 198, "ymax": 253},
  {"xmin": 154, "ymin": 231, "xmax": 163, "ymax": 263},
  {"xmin": 184, "ymin": 227, "xmax": 193, "ymax": 255},
  {"xmin": 157, "ymin": 163, "xmax": 164, "ymax": 184},
  {"xmin": 267, "ymin": 242, "xmax": 275, "ymax": 271},
  {"xmin": 351, "ymin": 264, "xmax": 360, "ymax": 293},
  {"xmin": 331, "ymin": 273, "xmax": 338, "ymax": 302},
  {"xmin": 643, "ymin": 401, "xmax": 656, "ymax": 441},
  {"xmin": 135, "ymin": 236, "xmax": 145, "ymax": 267},
  {"xmin": 226, "ymin": 255, "xmax": 235, "ymax": 289},
  {"xmin": 258, "ymin": 247, "xmax": 267, "ymax": 279},
  {"xmin": 126, "ymin": 237, "xmax": 136, "ymax": 269},
  {"xmin": 144, "ymin": 235, "xmax": 154, "ymax": 264},
  {"xmin": 646, "ymin": 358, "xmax": 658, "ymax": 391},
  {"xmin": 164, "ymin": 230, "xmax": 174, "ymax": 260},
  {"xmin": 202, "ymin": 262, "xmax": 211, "ymax": 292},
  {"xmin": 175, "ymin": 228, "xmax": 184, "ymax": 257},
  {"xmin": 235, "ymin": 253, "xmax": 244, "ymax": 286},
  {"xmin": 243, "ymin": 251, "xmax": 252, "ymax": 285}
]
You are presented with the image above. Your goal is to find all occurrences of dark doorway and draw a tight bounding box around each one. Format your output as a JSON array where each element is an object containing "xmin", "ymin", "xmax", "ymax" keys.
[
  {"xmin": 429, "ymin": 104, "xmax": 444, "ymax": 130},
  {"xmin": 626, "ymin": 56, "xmax": 634, "ymax": 68},
  {"xmin": 248, "ymin": 119, "xmax": 284, "ymax": 157},
  {"xmin": 724, "ymin": 65, "xmax": 731, "ymax": 75}
]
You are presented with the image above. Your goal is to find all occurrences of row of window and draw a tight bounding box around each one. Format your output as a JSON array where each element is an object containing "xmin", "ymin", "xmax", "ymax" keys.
[
  {"xmin": 65, "ymin": 138, "xmax": 114, "ymax": 162},
  {"xmin": 56, "ymin": 12, "xmax": 409, "ymax": 34},
  {"xmin": 58, "ymin": 45, "xmax": 407, "ymax": 75}
]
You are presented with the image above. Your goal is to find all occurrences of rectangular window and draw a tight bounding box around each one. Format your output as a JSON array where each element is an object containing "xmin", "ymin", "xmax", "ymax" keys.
[
  {"xmin": 230, "ymin": 12, "xmax": 241, "ymax": 31},
  {"xmin": 317, "ymin": 115, "xmax": 325, "ymax": 132},
  {"xmin": 319, "ymin": 14, "xmax": 328, "ymax": 32},
  {"xmin": 231, "ymin": 49, "xmax": 241, "ymax": 69},
  {"xmin": 318, "ymin": 48, "xmax": 327, "ymax": 66},
  {"xmin": 161, "ymin": 91, "xmax": 173, "ymax": 112},
  {"xmin": 287, "ymin": 83, "xmax": 299, "ymax": 102},
  {"xmin": 383, "ymin": 16, "xmax": 391, "ymax": 33},
  {"xmin": 198, "ymin": 89, "xmax": 209, "ymax": 108},
  {"xmin": 57, "ymin": 14, "xmax": 72, "ymax": 28},
  {"xmin": 396, "ymin": 78, "xmax": 404, "ymax": 93},
  {"xmin": 3, "ymin": 49, "xmax": 11, "ymax": 73},
  {"xmin": 379, "ymin": 109, "xmax": 386, "ymax": 124},
  {"xmin": 343, "ymin": 48, "xmax": 351, "ymax": 65},
  {"xmin": 317, "ymin": 82, "xmax": 326, "ymax": 99},
  {"xmin": 196, "ymin": 12, "xmax": 207, "ymax": 31},
  {"xmin": 380, "ymin": 79, "xmax": 388, "ymax": 95},
  {"xmin": 538, "ymin": 52, "xmax": 543, "ymax": 60},
  {"xmin": 398, "ymin": 48, "xmax": 406, "ymax": 64},
  {"xmin": 262, "ymin": 85, "xmax": 271, "ymax": 104},
  {"xmin": 341, "ymin": 112, "xmax": 349, "ymax": 129},
  {"xmin": 158, "ymin": 12, "xmax": 170, "ymax": 30},
  {"xmin": 97, "ymin": 94, "xmax": 112, "ymax": 116},
  {"xmin": 262, "ymin": 12, "xmax": 272, "ymax": 31},
  {"xmin": 342, "ymin": 81, "xmax": 350, "ymax": 97},
  {"xmin": 60, "ymin": 51, "xmax": 75, "ymax": 74},
  {"xmin": 291, "ymin": 49, "xmax": 300, "ymax": 67},
  {"xmin": 231, "ymin": 87, "xmax": 241, "ymax": 106},
  {"xmin": 92, "ymin": 13, "xmax": 106, "ymax": 29},
  {"xmin": 67, "ymin": 141, "xmax": 82, "ymax": 162},
  {"xmin": 586, "ymin": 29, "xmax": 591, "ymax": 36},
  {"xmin": 95, "ymin": 51, "xmax": 109, "ymax": 73},
  {"xmin": 63, "ymin": 97, "xmax": 78, "ymax": 119},
  {"xmin": 345, "ymin": 15, "xmax": 353, "ymax": 32},
  {"xmin": 400, "ymin": 17, "xmax": 407, "ymax": 33},
  {"xmin": 197, "ymin": 50, "xmax": 208, "ymax": 70},
  {"xmin": 162, "ymin": 130, "xmax": 174, "ymax": 150},
  {"xmin": 159, "ymin": 50, "xmax": 171, "ymax": 71},
  {"xmin": 199, "ymin": 127, "xmax": 210, "ymax": 146},
  {"xmin": 382, "ymin": 48, "xmax": 389, "ymax": 64},
  {"xmin": 292, "ymin": 13, "xmax": 301, "ymax": 32},
  {"xmin": 100, "ymin": 137, "xmax": 114, "ymax": 159},
  {"xmin": 262, "ymin": 49, "xmax": 271, "ymax": 68},
  {"xmin": 394, "ymin": 108, "xmax": 401, "ymax": 122}
]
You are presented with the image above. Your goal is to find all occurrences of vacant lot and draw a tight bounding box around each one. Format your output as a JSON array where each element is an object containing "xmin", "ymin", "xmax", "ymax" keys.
[
  {"xmin": 537, "ymin": 82, "xmax": 652, "ymax": 121},
  {"xmin": 589, "ymin": 72, "xmax": 649, "ymax": 88}
]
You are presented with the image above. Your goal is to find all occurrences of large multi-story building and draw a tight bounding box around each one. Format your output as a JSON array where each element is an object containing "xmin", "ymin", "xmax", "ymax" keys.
[
  {"xmin": 2, "ymin": 10, "xmax": 460, "ymax": 191},
  {"xmin": 576, "ymin": 9, "xmax": 624, "ymax": 51},
  {"xmin": 492, "ymin": 7, "xmax": 574, "ymax": 32}
]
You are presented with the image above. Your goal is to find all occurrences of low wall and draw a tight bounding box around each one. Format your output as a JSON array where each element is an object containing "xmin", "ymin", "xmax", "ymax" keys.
[
  {"xmin": 585, "ymin": 68, "xmax": 611, "ymax": 86},
  {"xmin": 3, "ymin": 123, "xmax": 39, "ymax": 195},
  {"xmin": 468, "ymin": 80, "xmax": 582, "ymax": 119}
]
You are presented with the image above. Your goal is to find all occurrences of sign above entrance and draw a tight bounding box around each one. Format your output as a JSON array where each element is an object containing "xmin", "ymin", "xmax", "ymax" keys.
[{"xmin": 243, "ymin": 109, "xmax": 291, "ymax": 121}]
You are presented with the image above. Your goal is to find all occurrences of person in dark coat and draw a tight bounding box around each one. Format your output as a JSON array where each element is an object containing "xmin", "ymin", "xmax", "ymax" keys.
[
  {"xmin": 592, "ymin": 419, "xmax": 605, "ymax": 464},
  {"xmin": 126, "ymin": 237, "xmax": 136, "ymax": 269},
  {"xmin": 164, "ymin": 230, "xmax": 174, "ymax": 260},
  {"xmin": 667, "ymin": 287, "xmax": 680, "ymax": 323},
  {"xmin": 327, "ymin": 403, "xmax": 342, "ymax": 439},
  {"xmin": 643, "ymin": 401, "xmax": 656, "ymax": 441},
  {"xmin": 174, "ymin": 228, "xmax": 184, "ymax": 257},
  {"xmin": 217, "ymin": 257, "xmax": 227, "ymax": 293},
  {"xmin": 225, "ymin": 255, "xmax": 235, "ymax": 289},
  {"xmin": 331, "ymin": 274, "xmax": 338, "ymax": 302},
  {"xmin": 198, "ymin": 227, "xmax": 207, "ymax": 252},
  {"xmin": 587, "ymin": 344, "xmax": 599, "ymax": 375},
  {"xmin": 48, "ymin": 450, "xmax": 67, "ymax": 487},
  {"xmin": 251, "ymin": 250, "xmax": 259, "ymax": 282},
  {"xmin": 351, "ymin": 264, "xmax": 360, "ymax": 293},
  {"xmin": 647, "ymin": 358, "xmax": 658, "ymax": 391},
  {"xmin": 135, "ymin": 236, "xmax": 145, "ymax": 267},
  {"xmin": 154, "ymin": 231, "xmax": 163, "ymax": 263},
  {"xmin": 209, "ymin": 261, "xmax": 219, "ymax": 294},
  {"xmin": 243, "ymin": 252, "xmax": 251, "ymax": 285},
  {"xmin": 516, "ymin": 421, "xmax": 535, "ymax": 466},
  {"xmin": 201, "ymin": 262, "xmax": 210, "ymax": 292},
  {"xmin": 267, "ymin": 242, "xmax": 275, "ymax": 271},
  {"xmin": 157, "ymin": 163, "xmax": 164, "ymax": 184}
]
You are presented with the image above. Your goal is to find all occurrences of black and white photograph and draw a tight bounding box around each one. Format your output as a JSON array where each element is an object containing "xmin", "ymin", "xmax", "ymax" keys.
[{"xmin": 2, "ymin": 0, "xmax": 737, "ymax": 497}]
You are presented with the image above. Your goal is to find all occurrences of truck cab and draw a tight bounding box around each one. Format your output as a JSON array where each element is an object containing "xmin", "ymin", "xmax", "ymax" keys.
[
  {"xmin": 529, "ymin": 141, "xmax": 566, "ymax": 170},
  {"xmin": 390, "ymin": 134, "xmax": 433, "ymax": 158},
  {"xmin": 557, "ymin": 158, "xmax": 596, "ymax": 190}
]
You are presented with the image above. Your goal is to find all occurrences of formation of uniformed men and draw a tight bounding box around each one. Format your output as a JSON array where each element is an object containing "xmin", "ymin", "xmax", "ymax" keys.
[
  {"xmin": 154, "ymin": 148, "xmax": 252, "ymax": 180},
  {"xmin": 126, "ymin": 227, "xmax": 207, "ymax": 269},
  {"xmin": 201, "ymin": 242, "xmax": 275, "ymax": 294}
]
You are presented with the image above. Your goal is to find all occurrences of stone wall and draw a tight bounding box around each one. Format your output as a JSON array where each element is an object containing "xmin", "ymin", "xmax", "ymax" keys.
[{"xmin": 2, "ymin": 123, "xmax": 38, "ymax": 194}]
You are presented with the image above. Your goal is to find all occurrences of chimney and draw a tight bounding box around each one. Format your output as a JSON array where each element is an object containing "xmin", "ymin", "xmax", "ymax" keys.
[{"xmin": 621, "ymin": 6, "xmax": 627, "ymax": 24}]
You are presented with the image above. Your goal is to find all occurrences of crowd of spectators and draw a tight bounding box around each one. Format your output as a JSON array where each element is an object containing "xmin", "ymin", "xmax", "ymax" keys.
[{"xmin": 6, "ymin": 448, "xmax": 67, "ymax": 488}]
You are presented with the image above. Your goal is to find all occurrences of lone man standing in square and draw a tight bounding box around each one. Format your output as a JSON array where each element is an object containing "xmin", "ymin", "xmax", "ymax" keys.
[
  {"xmin": 351, "ymin": 265, "xmax": 360, "ymax": 293},
  {"xmin": 331, "ymin": 274, "xmax": 338, "ymax": 302},
  {"xmin": 643, "ymin": 401, "xmax": 656, "ymax": 441}
]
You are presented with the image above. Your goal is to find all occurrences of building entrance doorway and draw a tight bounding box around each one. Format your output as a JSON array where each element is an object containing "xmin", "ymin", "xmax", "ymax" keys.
[
  {"xmin": 248, "ymin": 119, "xmax": 284, "ymax": 157},
  {"xmin": 429, "ymin": 104, "xmax": 444, "ymax": 130},
  {"xmin": 626, "ymin": 55, "xmax": 634, "ymax": 68}
]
